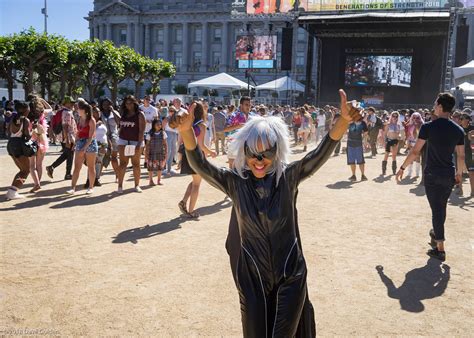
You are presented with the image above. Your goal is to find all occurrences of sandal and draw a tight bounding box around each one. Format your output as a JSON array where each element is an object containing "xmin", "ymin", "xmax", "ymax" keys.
[
  {"xmin": 186, "ymin": 211, "xmax": 200, "ymax": 219},
  {"xmin": 29, "ymin": 185, "xmax": 41, "ymax": 193},
  {"xmin": 178, "ymin": 200, "xmax": 188, "ymax": 214}
]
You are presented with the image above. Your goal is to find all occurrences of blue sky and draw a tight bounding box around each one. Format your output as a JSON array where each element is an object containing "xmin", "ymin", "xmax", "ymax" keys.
[{"xmin": 1, "ymin": 0, "xmax": 93, "ymax": 41}]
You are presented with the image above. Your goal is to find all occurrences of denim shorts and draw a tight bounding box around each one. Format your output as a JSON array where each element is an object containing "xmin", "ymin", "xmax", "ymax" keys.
[
  {"xmin": 75, "ymin": 138, "xmax": 98, "ymax": 153},
  {"xmin": 347, "ymin": 146, "xmax": 365, "ymax": 165},
  {"xmin": 117, "ymin": 137, "xmax": 144, "ymax": 147}
]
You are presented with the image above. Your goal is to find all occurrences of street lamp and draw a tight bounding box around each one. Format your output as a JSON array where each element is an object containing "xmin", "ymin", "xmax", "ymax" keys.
[{"xmin": 41, "ymin": 0, "xmax": 48, "ymax": 34}]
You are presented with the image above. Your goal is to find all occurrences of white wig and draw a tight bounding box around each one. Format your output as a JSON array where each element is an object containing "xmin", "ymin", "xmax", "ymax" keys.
[{"xmin": 229, "ymin": 115, "xmax": 290, "ymax": 185}]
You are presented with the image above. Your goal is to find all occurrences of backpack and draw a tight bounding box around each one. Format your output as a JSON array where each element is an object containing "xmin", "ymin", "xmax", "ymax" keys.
[{"xmin": 52, "ymin": 109, "xmax": 63, "ymax": 135}]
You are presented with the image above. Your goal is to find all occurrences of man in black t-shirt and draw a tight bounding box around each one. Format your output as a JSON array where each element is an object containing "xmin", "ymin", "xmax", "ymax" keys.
[
  {"xmin": 346, "ymin": 120, "xmax": 368, "ymax": 181},
  {"xmin": 396, "ymin": 93, "xmax": 465, "ymax": 262}
]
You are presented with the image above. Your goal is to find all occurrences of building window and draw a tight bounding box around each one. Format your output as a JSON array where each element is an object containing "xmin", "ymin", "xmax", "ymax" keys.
[
  {"xmin": 194, "ymin": 27, "xmax": 202, "ymax": 43},
  {"xmin": 296, "ymin": 51, "xmax": 305, "ymax": 66},
  {"xmin": 193, "ymin": 51, "xmax": 202, "ymax": 67},
  {"xmin": 214, "ymin": 27, "xmax": 222, "ymax": 42},
  {"xmin": 119, "ymin": 29, "xmax": 127, "ymax": 44},
  {"xmin": 155, "ymin": 51, "xmax": 164, "ymax": 60},
  {"xmin": 156, "ymin": 28, "xmax": 164, "ymax": 43},
  {"xmin": 212, "ymin": 51, "xmax": 221, "ymax": 66},
  {"xmin": 297, "ymin": 27, "xmax": 306, "ymax": 42},
  {"xmin": 174, "ymin": 51, "xmax": 183, "ymax": 67},
  {"xmin": 175, "ymin": 28, "xmax": 182, "ymax": 43},
  {"xmin": 277, "ymin": 51, "xmax": 281, "ymax": 68}
]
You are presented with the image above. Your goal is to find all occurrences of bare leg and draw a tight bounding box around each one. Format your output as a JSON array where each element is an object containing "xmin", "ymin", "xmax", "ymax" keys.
[
  {"xmin": 350, "ymin": 164, "xmax": 356, "ymax": 175},
  {"xmin": 11, "ymin": 156, "xmax": 30, "ymax": 189},
  {"xmin": 36, "ymin": 151, "xmax": 45, "ymax": 181},
  {"xmin": 359, "ymin": 163, "xmax": 365, "ymax": 176},
  {"xmin": 131, "ymin": 148, "xmax": 142, "ymax": 188},
  {"xmin": 182, "ymin": 182, "xmax": 193, "ymax": 203},
  {"xmin": 71, "ymin": 151, "xmax": 85, "ymax": 190},
  {"xmin": 117, "ymin": 146, "xmax": 129, "ymax": 189},
  {"xmin": 85, "ymin": 152, "xmax": 96, "ymax": 189},
  {"xmin": 188, "ymin": 174, "xmax": 202, "ymax": 213},
  {"xmin": 29, "ymin": 155, "xmax": 40, "ymax": 188}
]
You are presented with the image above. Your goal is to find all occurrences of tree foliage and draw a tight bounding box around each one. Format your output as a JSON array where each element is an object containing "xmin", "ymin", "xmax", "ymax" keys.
[{"xmin": 0, "ymin": 28, "xmax": 176, "ymax": 101}]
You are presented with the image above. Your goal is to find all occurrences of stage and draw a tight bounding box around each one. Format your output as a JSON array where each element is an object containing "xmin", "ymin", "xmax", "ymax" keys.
[{"xmin": 299, "ymin": 11, "xmax": 451, "ymax": 108}]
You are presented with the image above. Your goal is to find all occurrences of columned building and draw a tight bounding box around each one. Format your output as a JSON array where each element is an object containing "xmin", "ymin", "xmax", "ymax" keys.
[{"xmin": 86, "ymin": 0, "xmax": 316, "ymax": 100}]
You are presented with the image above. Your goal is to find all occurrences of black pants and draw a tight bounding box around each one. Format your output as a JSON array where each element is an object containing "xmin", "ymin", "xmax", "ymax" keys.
[
  {"xmin": 334, "ymin": 141, "xmax": 341, "ymax": 155},
  {"xmin": 51, "ymin": 142, "xmax": 73, "ymax": 175},
  {"xmin": 368, "ymin": 129, "xmax": 379, "ymax": 156},
  {"xmin": 424, "ymin": 173, "xmax": 455, "ymax": 242}
]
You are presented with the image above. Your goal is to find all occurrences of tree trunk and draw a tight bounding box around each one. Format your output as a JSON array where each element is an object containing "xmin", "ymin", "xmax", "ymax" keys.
[
  {"xmin": 39, "ymin": 73, "xmax": 46, "ymax": 98},
  {"xmin": 25, "ymin": 67, "xmax": 35, "ymax": 99},
  {"xmin": 59, "ymin": 72, "xmax": 67, "ymax": 102},
  {"xmin": 134, "ymin": 80, "xmax": 141, "ymax": 98},
  {"xmin": 111, "ymin": 79, "xmax": 118, "ymax": 106},
  {"xmin": 7, "ymin": 77, "xmax": 14, "ymax": 101}
]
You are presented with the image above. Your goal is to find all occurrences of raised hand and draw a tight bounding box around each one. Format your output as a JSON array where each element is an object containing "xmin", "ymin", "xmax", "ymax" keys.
[
  {"xmin": 169, "ymin": 103, "xmax": 195, "ymax": 132},
  {"xmin": 339, "ymin": 89, "xmax": 362, "ymax": 123}
]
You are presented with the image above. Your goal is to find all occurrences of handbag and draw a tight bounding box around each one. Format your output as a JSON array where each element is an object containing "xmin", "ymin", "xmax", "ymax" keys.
[
  {"xmin": 22, "ymin": 138, "xmax": 38, "ymax": 157},
  {"xmin": 124, "ymin": 144, "xmax": 136, "ymax": 156},
  {"xmin": 21, "ymin": 119, "xmax": 38, "ymax": 157}
]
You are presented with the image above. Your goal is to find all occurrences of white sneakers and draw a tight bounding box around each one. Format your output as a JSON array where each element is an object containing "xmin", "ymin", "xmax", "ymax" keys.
[
  {"xmin": 135, "ymin": 186, "xmax": 143, "ymax": 193},
  {"xmin": 86, "ymin": 188, "xmax": 94, "ymax": 195},
  {"xmin": 66, "ymin": 189, "xmax": 75, "ymax": 195},
  {"xmin": 5, "ymin": 188, "xmax": 25, "ymax": 200}
]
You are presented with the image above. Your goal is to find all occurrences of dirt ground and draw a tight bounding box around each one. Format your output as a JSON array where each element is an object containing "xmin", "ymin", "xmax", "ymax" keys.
[{"xmin": 0, "ymin": 142, "xmax": 472, "ymax": 336}]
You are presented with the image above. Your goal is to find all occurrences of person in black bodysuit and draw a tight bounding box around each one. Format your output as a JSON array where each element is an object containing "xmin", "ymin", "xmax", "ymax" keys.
[{"xmin": 170, "ymin": 90, "xmax": 361, "ymax": 337}]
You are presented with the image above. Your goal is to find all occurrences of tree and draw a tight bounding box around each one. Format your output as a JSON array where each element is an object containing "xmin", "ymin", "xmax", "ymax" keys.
[
  {"xmin": 79, "ymin": 40, "xmax": 123, "ymax": 100},
  {"xmin": 0, "ymin": 36, "xmax": 16, "ymax": 100},
  {"xmin": 122, "ymin": 48, "xmax": 148, "ymax": 97},
  {"xmin": 105, "ymin": 45, "xmax": 127, "ymax": 104},
  {"xmin": 57, "ymin": 40, "xmax": 86, "ymax": 101},
  {"xmin": 145, "ymin": 58, "xmax": 176, "ymax": 99},
  {"xmin": 11, "ymin": 28, "xmax": 68, "ymax": 99}
]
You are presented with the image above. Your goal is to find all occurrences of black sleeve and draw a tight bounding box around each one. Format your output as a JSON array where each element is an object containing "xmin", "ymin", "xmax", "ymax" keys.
[
  {"xmin": 457, "ymin": 129, "xmax": 465, "ymax": 146},
  {"xmin": 185, "ymin": 146, "xmax": 234, "ymax": 196},
  {"xmin": 286, "ymin": 134, "xmax": 339, "ymax": 185},
  {"xmin": 418, "ymin": 123, "xmax": 429, "ymax": 140}
]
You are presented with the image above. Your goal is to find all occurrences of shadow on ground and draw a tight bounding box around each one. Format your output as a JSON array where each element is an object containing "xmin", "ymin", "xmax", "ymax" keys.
[
  {"xmin": 112, "ymin": 199, "xmax": 232, "ymax": 244},
  {"xmin": 326, "ymin": 180, "xmax": 360, "ymax": 189},
  {"xmin": 375, "ymin": 258, "xmax": 450, "ymax": 313}
]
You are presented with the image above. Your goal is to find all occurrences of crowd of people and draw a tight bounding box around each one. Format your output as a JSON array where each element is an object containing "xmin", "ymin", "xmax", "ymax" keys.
[
  {"xmin": 1, "ymin": 93, "xmax": 473, "ymax": 207},
  {"xmin": 2, "ymin": 90, "xmax": 471, "ymax": 336}
]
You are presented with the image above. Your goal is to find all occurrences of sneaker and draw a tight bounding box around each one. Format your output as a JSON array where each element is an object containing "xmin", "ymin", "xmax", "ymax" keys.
[
  {"xmin": 66, "ymin": 189, "xmax": 75, "ymax": 195},
  {"xmin": 46, "ymin": 165, "xmax": 54, "ymax": 179},
  {"xmin": 6, "ymin": 189, "xmax": 25, "ymax": 200},
  {"xmin": 64, "ymin": 174, "xmax": 72, "ymax": 180},
  {"xmin": 117, "ymin": 187, "xmax": 123, "ymax": 194},
  {"xmin": 94, "ymin": 179, "xmax": 102, "ymax": 187},
  {"xmin": 135, "ymin": 186, "xmax": 143, "ymax": 193},
  {"xmin": 86, "ymin": 188, "xmax": 94, "ymax": 195},
  {"xmin": 169, "ymin": 169, "xmax": 177, "ymax": 175},
  {"xmin": 349, "ymin": 175, "xmax": 357, "ymax": 182},
  {"xmin": 427, "ymin": 248, "xmax": 446, "ymax": 262},
  {"xmin": 361, "ymin": 175, "xmax": 368, "ymax": 181}
]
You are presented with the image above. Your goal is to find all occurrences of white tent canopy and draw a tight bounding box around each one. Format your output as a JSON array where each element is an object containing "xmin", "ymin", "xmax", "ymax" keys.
[
  {"xmin": 256, "ymin": 76, "xmax": 305, "ymax": 92},
  {"xmin": 451, "ymin": 81, "xmax": 474, "ymax": 96},
  {"xmin": 453, "ymin": 60, "xmax": 474, "ymax": 79},
  {"xmin": 187, "ymin": 72, "xmax": 252, "ymax": 90}
]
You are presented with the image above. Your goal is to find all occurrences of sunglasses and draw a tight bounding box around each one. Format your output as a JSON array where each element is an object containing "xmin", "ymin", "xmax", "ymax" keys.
[{"xmin": 244, "ymin": 143, "xmax": 277, "ymax": 161}]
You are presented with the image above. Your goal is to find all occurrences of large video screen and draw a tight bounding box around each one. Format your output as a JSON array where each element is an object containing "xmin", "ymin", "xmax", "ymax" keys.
[
  {"xmin": 304, "ymin": 0, "xmax": 449, "ymax": 11},
  {"xmin": 236, "ymin": 35, "xmax": 277, "ymax": 69},
  {"xmin": 344, "ymin": 55, "xmax": 412, "ymax": 87},
  {"xmin": 246, "ymin": 0, "xmax": 296, "ymax": 14}
]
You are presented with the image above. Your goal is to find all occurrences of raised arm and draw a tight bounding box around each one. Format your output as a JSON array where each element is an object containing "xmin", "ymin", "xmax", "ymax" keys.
[
  {"xmin": 170, "ymin": 103, "xmax": 233, "ymax": 195},
  {"xmin": 289, "ymin": 89, "xmax": 362, "ymax": 183}
]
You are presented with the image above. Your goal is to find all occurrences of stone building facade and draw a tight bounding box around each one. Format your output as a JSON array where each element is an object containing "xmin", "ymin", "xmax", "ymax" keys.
[{"xmin": 86, "ymin": 0, "xmax": 316, "ymax": 100}]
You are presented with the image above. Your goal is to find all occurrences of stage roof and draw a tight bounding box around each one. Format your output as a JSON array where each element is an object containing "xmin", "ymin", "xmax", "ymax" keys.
[{"xmin": 299, "ymin": 11, "xmax": 450, "ymax": 21}]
